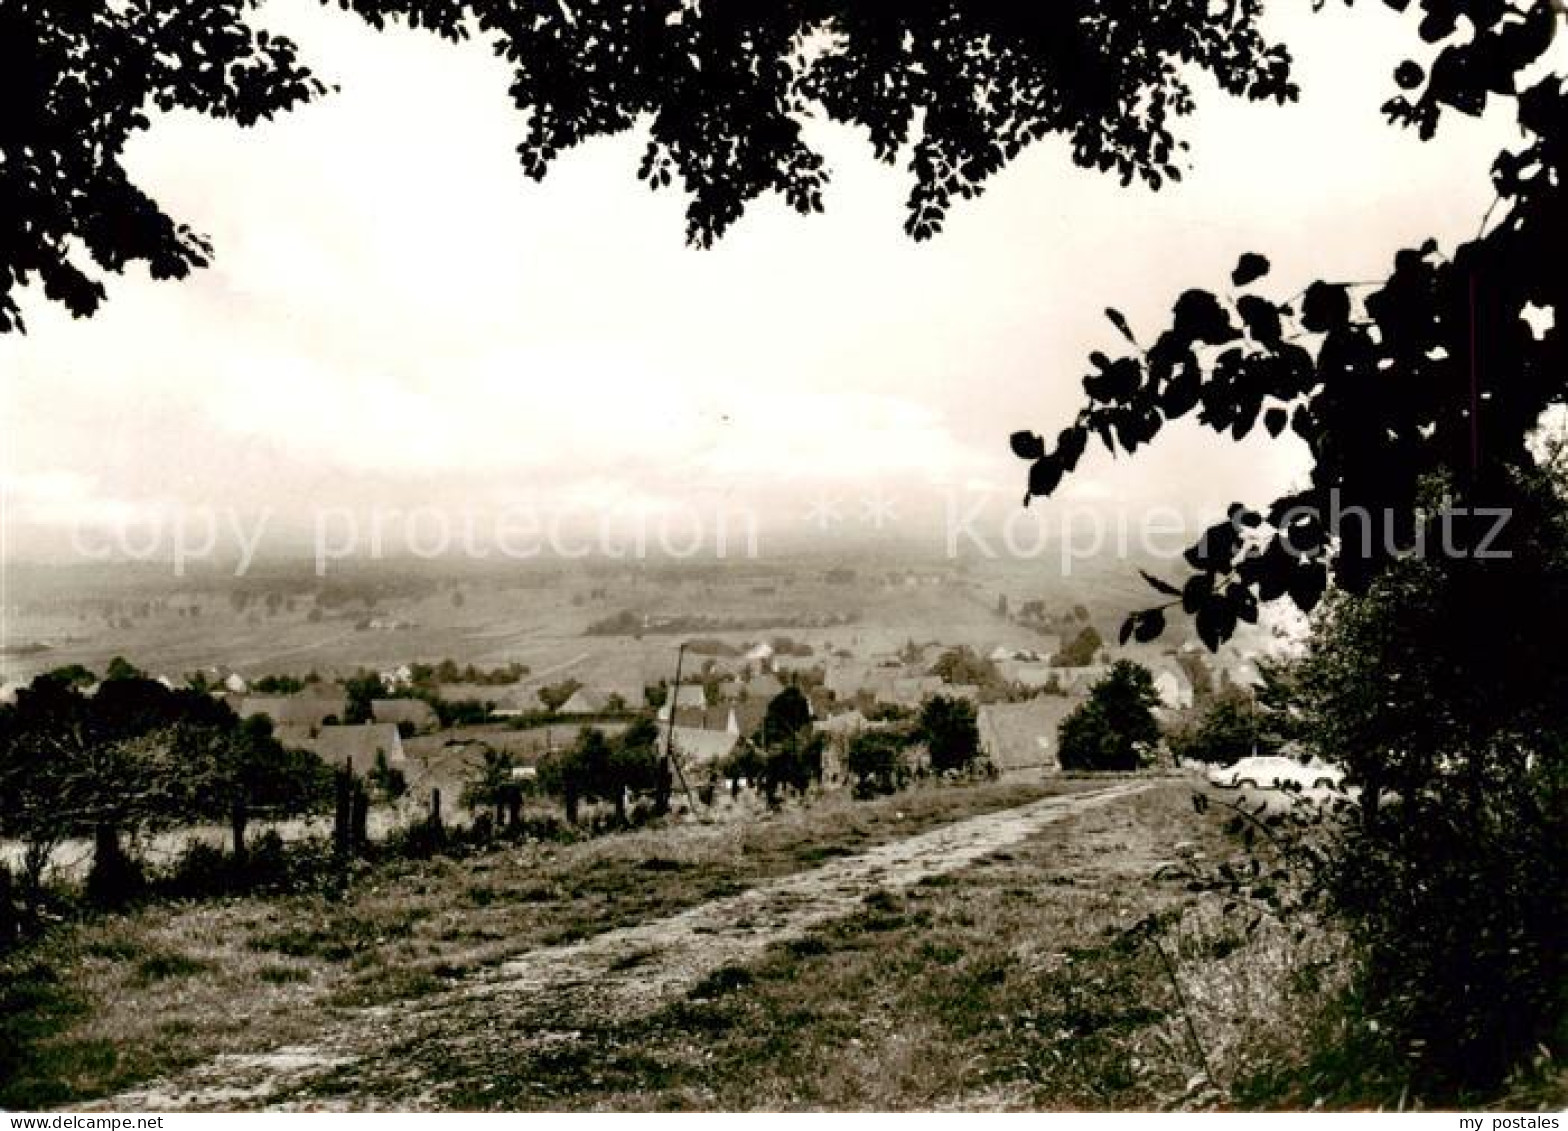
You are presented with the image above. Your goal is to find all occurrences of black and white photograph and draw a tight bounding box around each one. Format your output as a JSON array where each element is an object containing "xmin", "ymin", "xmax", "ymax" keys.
[{"xmin": 0, "ymin": 0, "xmax": 1564, "ymax": 1116}]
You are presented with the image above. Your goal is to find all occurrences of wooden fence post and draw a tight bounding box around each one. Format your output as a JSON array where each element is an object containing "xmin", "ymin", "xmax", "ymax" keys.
[
  {"xmin": 333, "ymin": 758, "xmax": 353, "ymax": 857},
  {"xmin": 350, "ymin": 781, "xmax": 369, "ymax": 853}
]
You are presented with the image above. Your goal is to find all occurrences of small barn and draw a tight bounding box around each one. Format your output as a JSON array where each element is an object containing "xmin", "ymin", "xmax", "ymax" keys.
[
  {"xmin": 308, "ymin": 723, "xmax": 407, "ymax": 772},
  {"xmin": 240, "ymin": 694, "xmax": 348, "ymax": 730},
  {"xmin": 559, "ymin": 686, "xmax": 640, "ymax": 715},
  {"xmin": 739, "ymin": 673, "xmax": 785, "ymax": 702},
  {"xmin": 655, "ymin": 684, "xmax": 709, "ymax": 720},
  {"xmin": 656, "ymin": 725, "xmax": 740, "ymax": 768}
]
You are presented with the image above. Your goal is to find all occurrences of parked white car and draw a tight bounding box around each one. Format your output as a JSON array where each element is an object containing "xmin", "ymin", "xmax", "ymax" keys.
[{"xmin": 1208, "ymin": 755, "xmax": 1346, "ymax": 792}]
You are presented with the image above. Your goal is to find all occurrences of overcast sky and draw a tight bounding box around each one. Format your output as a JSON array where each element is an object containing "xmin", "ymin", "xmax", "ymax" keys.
[{"xmin": 0, "ymin": 0, "xmax": 1531, "ymax": 564}]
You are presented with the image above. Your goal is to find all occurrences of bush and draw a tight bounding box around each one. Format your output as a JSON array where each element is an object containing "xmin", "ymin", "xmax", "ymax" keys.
[
  {"xmin": 918, "ymin": 695, "xmax": 981, "ymax": 774},
  {"xmin": 160, "ymin": 842, "xmax": 233, "ymax": 900},
  {"xmin": 1275, "ymin": 471, "xmax": 1568, "ymax": 1099},
  {"xmin": 1328, "ymin": 759, "xmax": 1567, "ymax": 1095},
  {"xmin": 846, "ymin": 728, "xmax": 910, "ymax": 798},
  {"xmin": 386, "ymin": 816, "xmax": 449, "ymax": 860},
  {"xmin": 761, "ymin": 732, "xmax": 823, "ymax": 801},
  {"xmin": 1167, "ymin": 686, "xmax": 1271, "ymax": 767},
  {"xmin": 84, "ymin": 836, "xmax": 144, "ymax": 909}
]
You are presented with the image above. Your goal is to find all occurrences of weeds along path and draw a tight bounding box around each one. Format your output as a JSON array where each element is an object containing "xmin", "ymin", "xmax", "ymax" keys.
[{"xmin": 100, "ymin": 780, "xmax": 1156, "ymax": 1111}]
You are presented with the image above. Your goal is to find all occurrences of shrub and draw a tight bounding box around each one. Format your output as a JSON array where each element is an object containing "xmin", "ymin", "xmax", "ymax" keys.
[
  {"xmin": 1264, "ymin": 471, "xmax": 1568, "ymax": 1099},
  {"xmin": 918, "ymin": 695, "xmax": 982, "ymax": 774},
  {"xmin": 846, "ymin": 728, "xmax": 910, "ymax": 798},
  {"xmin": 1167, "ymin": 686, "xmax": 1272, "ymax": 767},
  {"xmin": 160, "ymin": 842, "xmax": 233, "ymax": 900}
]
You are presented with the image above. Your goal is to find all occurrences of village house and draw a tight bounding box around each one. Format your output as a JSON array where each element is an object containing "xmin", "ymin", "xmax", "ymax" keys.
[
  {"xmin": 558, "ymin": 686, "xmax": 640, "ymax": 715},
  {"xmin": 434, "ymin": 683, "xmax": 531, "ymax": 717},
  {"xmin": 655, "ymin": 683, "xmax": 708, "ymax": 720},
  {"xmin": 736, "ymin": 672, "xmax": 785, "ymax": 702},
  {"xmin": 998, "ymin": 660, "xmax": 1062, "ymax": 691},
  {"xmin": 306, "ymin": 723, "xmax": 406, "ymax": 772},
  {"xmin": 889, "ymin": 675, "xmax": 948, "ymax": 707},
  {"xmin": 238, "ymin": 693, "xmax": 348, "ymax": 731},
  {"xmin": 656, "ymin": 725, "xmax": 740, "ymax": 769},
  {"xmin": 1046, "ymin": 664, "xmax": 1110, "ymax": 695}
]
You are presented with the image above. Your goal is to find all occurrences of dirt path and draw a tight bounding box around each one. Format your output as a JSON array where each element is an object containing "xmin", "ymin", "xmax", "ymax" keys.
[{"xmin": 99, "ymin": 781, "xmax": 1154, "ymax": 1111}]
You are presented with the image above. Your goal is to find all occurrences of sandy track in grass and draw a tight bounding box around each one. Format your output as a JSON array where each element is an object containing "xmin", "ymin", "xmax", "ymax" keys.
[{"xmin": 94, "ymin": 780, "xmax": 1156, "ymax": 1111}]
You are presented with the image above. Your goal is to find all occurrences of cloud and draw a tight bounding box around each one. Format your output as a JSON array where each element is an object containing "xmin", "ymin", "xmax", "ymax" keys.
[
  {"xmin": 0, "ymin": 0, "xmax": 1522, "ymax": 557},
  {"xmin": 1, "ymin": 471, "xmax": 162, "ymax": 530}
]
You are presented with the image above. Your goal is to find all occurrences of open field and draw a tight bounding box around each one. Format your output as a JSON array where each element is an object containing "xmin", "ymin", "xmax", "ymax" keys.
[
  {"xmin": 0, "ymin": 773, "xmax": 1388, "ymax": 1112},
  {"xmin": 3, "ymin": 777, "xmax": 1097, "ymax": 1109},
  {"xmin": 0, "ymin": 553, "xmax": 1271, "ymax": 695}
]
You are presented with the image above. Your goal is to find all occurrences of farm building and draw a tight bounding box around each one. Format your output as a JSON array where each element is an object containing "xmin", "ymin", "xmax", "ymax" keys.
[
  {"xmin": 998, "ymin": 661, "xmax": 1062, "ymax": 691},
  {"xmin": 434, "ymin": 684, "xmax": 531, "ymax": 717},
  {"xmin": 238, "ymin": 694, "xmax": 347, "ymax": 730},
  {"xmin": 558, "ymin": 687, "xmax": 640, "ymax": 715},
  {"xmin": 888, "ymin": 675, "xmax": 946, "ymax": 707},
  {"xmin": 371, "ymin": 698, "xmax": 439, "ymax": 733},
  {"xmin": 307, "ymin": 723, "xmax": 406, "ymax": 771},
  {"xmin": 977, "ymin": 698, "xmax": 1076, "ymax": 773},
  {"xmin": 737, "ymin": 673, "xmax": 785, "ymax": 701},
  {"xmin": 655, "ymin": 684, "xmax": 708, "ymax": 720},
  {"xmin": 656, "ymin": 725, "xmax": 740, "ymax": 768}
]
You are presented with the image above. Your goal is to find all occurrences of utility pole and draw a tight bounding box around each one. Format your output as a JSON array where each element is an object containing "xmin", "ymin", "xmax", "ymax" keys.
[{"xmin": 662, "ymin": 641, "xmax": 698, "ymax": 811}]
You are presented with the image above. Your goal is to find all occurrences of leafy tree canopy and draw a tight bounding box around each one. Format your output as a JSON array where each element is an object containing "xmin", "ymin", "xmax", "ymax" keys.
[
  {"xmin": 1268, "ymin": 463, "xmax": 1568, "ymax": 1096},
  {"xmin": 761, "ymin": 685, "xmax": 813, "ymax": 748},
  {"xmin": 1006, "ymin": 1, "xmax": 1567, "ymax": 647},
  {"xmin": 1057, "ymin": 659, "xmax": 1160, "ymax": 771},
  {"xmin": 4, "ymin": 0, "xmax": 1297, "ymax": 330},
  {"xmin": 1167, "ymin": 683, "xmax": 1269, "ymax": 767},
  {"xmin": 918, "ymin": 693, "xmax": 981, "ymax": 774},
  {"xmin": 1053, "ymin": 625, "xmax": 1104, "ymax": 668}
]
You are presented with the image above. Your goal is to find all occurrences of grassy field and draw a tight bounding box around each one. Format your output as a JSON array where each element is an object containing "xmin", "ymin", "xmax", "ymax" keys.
[
  {"xmin": 325, "ymin": 782, "xmax": 1343, "ymax": 1111},
  {"xmin": 1, "ymin": 778, "xmax": 1101, "ymax": 1109},
  {"xmin": 1, "ymin": 772, "xmax": 1393, "ymax": 1112}
]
